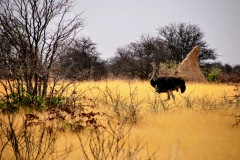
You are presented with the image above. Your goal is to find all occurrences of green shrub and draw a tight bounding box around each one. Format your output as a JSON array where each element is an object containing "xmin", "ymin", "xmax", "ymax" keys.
[
  {"xmin": 0, "ymin": 92, "xmax": 67, "ymax": 113},
  {"xmin": 46, "ymin": 96, "xmax": 65, "ymax": 106},
  {"xmin": 160, "ymin": 61, "xmax": 179, "ymax": 76},
  {"xmin": 207, "ymin": 68, "xmax": 221, "ymax": 82}
]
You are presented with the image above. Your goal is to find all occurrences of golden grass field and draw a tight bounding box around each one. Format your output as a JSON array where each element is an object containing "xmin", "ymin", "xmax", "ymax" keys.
[{"xmin": 1, "ymin": 80, "xmax": 240, "ymax": 160}]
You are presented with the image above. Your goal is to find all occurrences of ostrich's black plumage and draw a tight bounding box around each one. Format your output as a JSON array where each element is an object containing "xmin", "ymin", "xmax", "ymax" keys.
[
  {"xmin": 150, "ymin": 76, "xmax": 186, "ymax": 94},
  {"xmin": 150, "ymin": 62, "xmax": 186, "ymax": 100}
]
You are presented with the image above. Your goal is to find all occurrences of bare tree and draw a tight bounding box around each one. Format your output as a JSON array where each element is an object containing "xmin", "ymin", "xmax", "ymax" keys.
[
  {"xmin": 0, "ymin": 0, "xmax": 84, "ymax": 105},
  {"xmin": 109, "ymin": 34, "xmax": 170, "ymax": 79},
  {"xmin": 0, "ymin": 33, "xmax": 12, "ymax": 78},
  {"xmin": 157, "ymin": 22, "xmax": 217, "ymax": 63},
  {"xmin": 58, "ymin": 37, "xmax": 107, "ymax": 80}
]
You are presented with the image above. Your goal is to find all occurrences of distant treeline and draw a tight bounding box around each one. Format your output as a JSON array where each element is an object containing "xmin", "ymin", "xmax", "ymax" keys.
[{"xmin": 0, "ymin": 1, "xmax": 238, "ymax": 83}]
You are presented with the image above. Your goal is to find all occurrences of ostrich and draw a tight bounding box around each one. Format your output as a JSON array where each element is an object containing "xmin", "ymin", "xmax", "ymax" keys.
[{"xmin": 150, "ymin": 62, "xmax": 186, "ymax": 101}]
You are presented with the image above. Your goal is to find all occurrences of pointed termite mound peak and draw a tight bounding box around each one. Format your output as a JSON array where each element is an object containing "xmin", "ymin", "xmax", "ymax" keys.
[{"xmin": 174, "ymin": 45, "xmax": 208, "ymax": 83}]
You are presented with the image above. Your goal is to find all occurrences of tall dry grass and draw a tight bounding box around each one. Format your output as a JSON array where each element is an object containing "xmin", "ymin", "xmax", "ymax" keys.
[
  {"xmin": 133, "ymin": 110, "xmax": 240, "ymax": 160},
  {"xmin": 1, "ymin": 79, "xmax": 240, "ymax": 159},
  {"xmin": 58, "ymin": 80, "xmax": 239, "ymax": 160}
]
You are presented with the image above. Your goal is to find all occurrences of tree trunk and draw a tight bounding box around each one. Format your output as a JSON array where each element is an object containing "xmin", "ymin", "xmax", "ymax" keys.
[{"xmin": 42, "ymin": 73, "xmax": 49, "ymax": 98}]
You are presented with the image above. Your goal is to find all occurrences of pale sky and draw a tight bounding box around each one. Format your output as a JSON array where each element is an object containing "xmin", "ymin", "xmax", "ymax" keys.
[{"xmin": 75, "ymin": 0, "xmax": 240, "ymax": 65}]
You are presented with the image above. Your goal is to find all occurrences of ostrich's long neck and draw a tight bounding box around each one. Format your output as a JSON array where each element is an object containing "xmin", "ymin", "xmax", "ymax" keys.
[{"xmin": 151, "ymin": 64, "xmax": 159, "ymax": 81}]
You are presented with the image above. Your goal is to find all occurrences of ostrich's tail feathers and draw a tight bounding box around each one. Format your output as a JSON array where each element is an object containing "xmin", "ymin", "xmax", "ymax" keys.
[{"xmin": 180, "ymin": 80, "xmax": 186, "ymax": 93}]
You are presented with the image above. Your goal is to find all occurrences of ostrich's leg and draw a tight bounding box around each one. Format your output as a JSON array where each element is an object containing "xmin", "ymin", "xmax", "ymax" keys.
[
  {"xmin": 169, "ymin": 90, "xmax": 176, "ymax": 102},
  {"xmin": 165, "ymin": 91, "xmax": 170, "ymax": 101}
]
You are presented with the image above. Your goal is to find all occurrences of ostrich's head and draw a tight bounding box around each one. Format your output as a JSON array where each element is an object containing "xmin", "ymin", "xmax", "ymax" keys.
[{"xmin": 150, "ymin": 62, "xmax": 157, "ymax": 67}]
